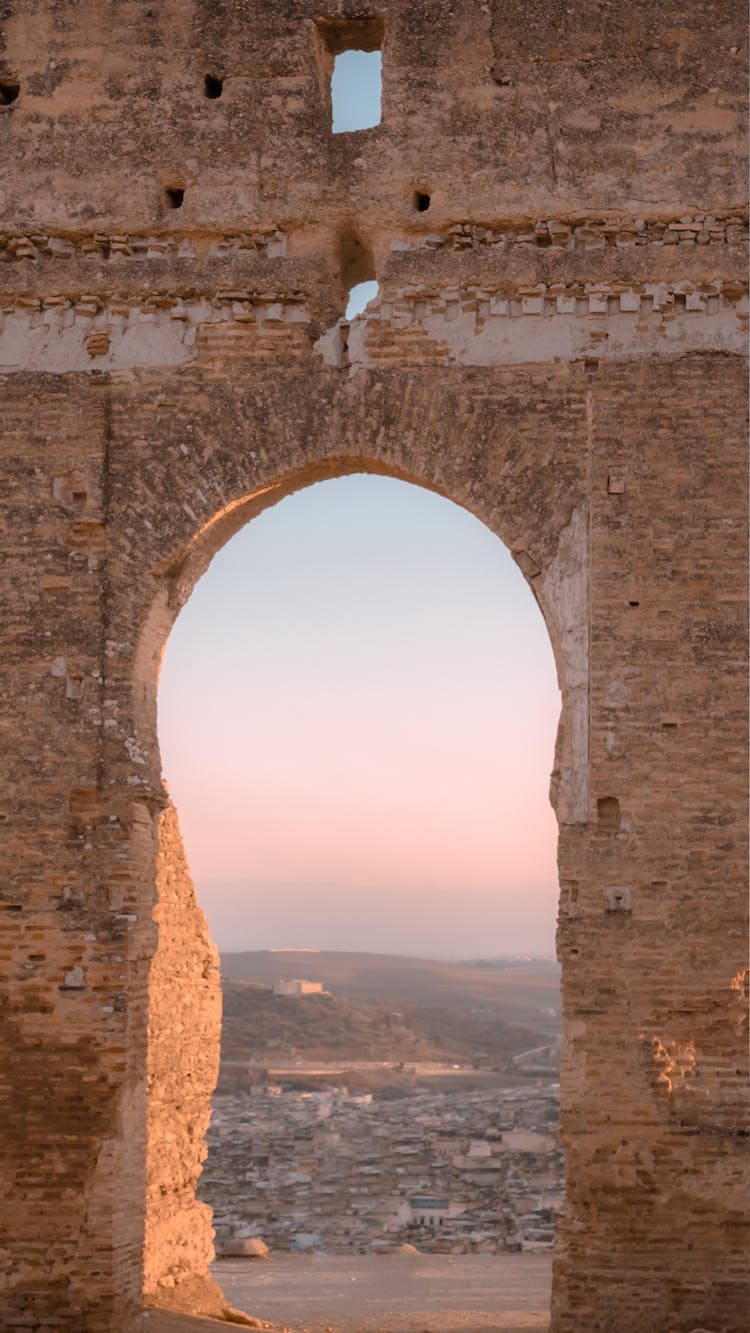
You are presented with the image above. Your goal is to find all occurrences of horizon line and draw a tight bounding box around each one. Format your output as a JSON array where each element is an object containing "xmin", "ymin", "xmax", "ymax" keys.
[{"xmin": 221, "ymin": 946, "xmax": 559, "ymax": 963}]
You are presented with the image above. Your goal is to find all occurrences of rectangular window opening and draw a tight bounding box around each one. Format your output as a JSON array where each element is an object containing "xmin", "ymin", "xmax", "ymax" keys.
[{"xmin": 316, "ymin": 17, "xmax": 383, "ymax": 133}]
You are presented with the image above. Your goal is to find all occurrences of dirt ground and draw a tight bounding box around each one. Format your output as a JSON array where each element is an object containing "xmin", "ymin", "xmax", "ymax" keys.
[{"xmin": 143, "ymin": 1254, "xmax": 551, "ymax": 1333}]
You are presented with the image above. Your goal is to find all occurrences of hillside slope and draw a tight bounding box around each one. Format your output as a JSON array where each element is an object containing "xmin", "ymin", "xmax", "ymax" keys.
[
  {"xmin": 220, "ymin": 982, "xmax": 551, "ymax": 1072},
  {"xmin": 221, "ymin": 950, "xmax": 561, "ymax": 1031}
]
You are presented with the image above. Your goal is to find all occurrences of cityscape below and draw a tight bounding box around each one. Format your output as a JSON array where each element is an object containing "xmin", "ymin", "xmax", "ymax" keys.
[{"xmin": 201, "ymin": 951, "xmax": 562, "ymax": 1277}]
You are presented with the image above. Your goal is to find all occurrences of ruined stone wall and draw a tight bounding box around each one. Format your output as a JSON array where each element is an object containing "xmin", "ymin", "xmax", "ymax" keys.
[
  {"xmin": 0, "ymin": 2, "xmax": 747, "ymax": 1331},
  {"xmin": 144, "ymin": 801, "xmax": 223, "ymax": 1316}
]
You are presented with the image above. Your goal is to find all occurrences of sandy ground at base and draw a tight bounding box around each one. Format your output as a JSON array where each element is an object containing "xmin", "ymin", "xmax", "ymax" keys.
[{"xmin": 144, "ymin": 1253, "xmax": 552, "ymax": 1333}]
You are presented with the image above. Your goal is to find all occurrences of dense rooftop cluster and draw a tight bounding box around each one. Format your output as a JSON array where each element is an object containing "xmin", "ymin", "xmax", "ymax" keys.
[{"xmin": 200, "ymin": 1079, "xmax": 563, "ymax": 1257}]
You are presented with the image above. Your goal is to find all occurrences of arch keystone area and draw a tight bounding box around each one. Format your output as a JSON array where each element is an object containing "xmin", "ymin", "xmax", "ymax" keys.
[{"xmin": 0, "ymin": 2, "xmax": 747, "ymax": 1331}]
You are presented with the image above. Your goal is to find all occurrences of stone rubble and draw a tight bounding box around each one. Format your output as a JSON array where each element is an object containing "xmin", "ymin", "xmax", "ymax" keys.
[{"xmin": 402, "ymin": 216, "xmax": 749, "ymax": 253}]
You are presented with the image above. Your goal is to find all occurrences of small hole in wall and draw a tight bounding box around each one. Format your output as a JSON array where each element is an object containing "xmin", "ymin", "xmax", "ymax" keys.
[
  {"xmin": 0, "ymin": 80, "xmax": 20, "ymax": 105},
  {"xmin": 604, "ymin": 885, "xmax": 632, "ymax": 913},
  {"xmin": 628, "ymin": 599, "xmax": 640, "ymax": 608},
  {"xmin": 345, "ymin": 281, "xmax": 379, "ymax": 320},
  {"xmin": 166, "ymin": 187, "xmax": 185, "ymax": 209},
  {"xmin": 338, "ymin": 229, "xmax": 375, "ymax": 308},
  {"xmin": 597, "ymin": 796, "xmax": 621, "ymax": 831},
  {"xmin": 415, "ymin": 192, "xmax": 431, "ymax": 212},
  {"xmin": 204, "ymin": 73, "xmax": 223, "ymax": 99}
]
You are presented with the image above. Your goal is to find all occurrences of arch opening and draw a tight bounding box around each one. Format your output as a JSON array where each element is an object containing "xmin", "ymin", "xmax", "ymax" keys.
[
  {"xmin": 346, "ymin": 279, "xmax": 379, "ymax": 319},
  {"xmin": 144, "ymin": 466, "xmax": 569, "ymax": 1326}
]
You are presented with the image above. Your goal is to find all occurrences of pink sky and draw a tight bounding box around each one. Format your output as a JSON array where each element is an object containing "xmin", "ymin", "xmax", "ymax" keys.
[{"xmin": 158, "ymin": 475, "xmax": 561, "ymax": 959}]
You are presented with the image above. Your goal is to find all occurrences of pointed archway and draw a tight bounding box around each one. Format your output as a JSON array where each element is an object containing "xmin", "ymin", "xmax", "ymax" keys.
[{"xmin": 133, "ymin": 451, "xmax": 587, "ymax": 1320}]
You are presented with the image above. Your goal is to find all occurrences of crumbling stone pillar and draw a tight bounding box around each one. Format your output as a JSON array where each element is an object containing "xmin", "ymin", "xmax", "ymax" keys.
[{"xmin": 144, "ymin": 801, "xmax": 224, "ymax": 1317}]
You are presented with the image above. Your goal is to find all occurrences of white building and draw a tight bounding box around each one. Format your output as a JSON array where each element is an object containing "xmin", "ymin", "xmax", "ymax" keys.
[
  {"xmin": 467, "ymin": 1139, "xmax": 492, "ymax": 1158},
  {"xmin": 273, "ymin": 978, "xmax": 324, "ymax": 996},
  {"xmin": 397, "ymin": 1196, "xmax": 467, "ymax": 1228}
]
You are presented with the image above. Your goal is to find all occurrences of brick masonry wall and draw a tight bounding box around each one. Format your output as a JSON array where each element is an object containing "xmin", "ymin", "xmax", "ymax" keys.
[{"xmin": 0, "ymin": 2, "xmax": 747, "ymax": 1331}]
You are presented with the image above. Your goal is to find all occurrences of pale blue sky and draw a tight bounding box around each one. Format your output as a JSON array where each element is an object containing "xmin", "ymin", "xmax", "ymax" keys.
[{"xmin": 331, "ymin": 50, "xmax": 382, "ymax": 133}]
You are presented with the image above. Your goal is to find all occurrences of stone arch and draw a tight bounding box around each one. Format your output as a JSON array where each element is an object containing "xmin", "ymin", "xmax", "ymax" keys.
[
  {"xmin": 135, "ymin": 438, "xmax": 588, "ymax": 791},
  {"xmin": 128, "ymin": 439, "xmax": 587, "ymax": 1318},
  {"xmin": 134, "ymin": 453, "xmax": 588, "ymax": 821}
]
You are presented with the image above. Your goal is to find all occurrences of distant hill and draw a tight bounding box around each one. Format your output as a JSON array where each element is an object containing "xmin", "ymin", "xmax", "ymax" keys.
[
  {"xmin": 220, "ymin": 950, "xmax": 561, "ymax": 1034},
  {"xmin": 220, "ymin": 985, "xmax": 448, "ymax": 1071},
  {"xmin": 219, "ymin": 981, "xmax": 555, "ymax": 1076}
]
